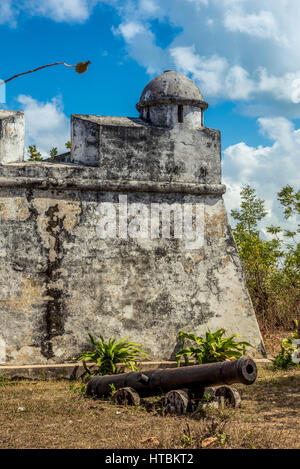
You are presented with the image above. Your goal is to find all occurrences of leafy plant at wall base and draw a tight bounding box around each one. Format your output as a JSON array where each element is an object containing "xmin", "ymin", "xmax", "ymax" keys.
[
  {"xmin": 74, "ymin": 334, "xmax": 150, "ymax": 376},
  {"xmin": 0, "ymin": 376, "xmax": 17, "ymax": 387},
  {"xmin": 176, "ymin": 329, "xmax": 253, "ymax": 366},
  {"xmin": 204, "ymin": 392, "xmax": 212, "ymax": 402},
  {"xmin": 272, "ymin": 320, "xmax": 299, "ymax": 370},
  {"xmin": 108, "ymin": 383, "xmax": 117, "ymax": 396}
]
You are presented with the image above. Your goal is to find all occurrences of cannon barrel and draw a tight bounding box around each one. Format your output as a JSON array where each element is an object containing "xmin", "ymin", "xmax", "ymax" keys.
[{"xmin": 86, "ymin": 356, "xmax": 257, "ymax": 398}]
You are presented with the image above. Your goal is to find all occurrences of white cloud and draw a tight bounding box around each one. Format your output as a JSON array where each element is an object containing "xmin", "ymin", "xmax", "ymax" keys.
[
  {"xmin": 166, "ymin": 44, "xmax": 300, "ymax": 105},
  {"xmin": 1, "ymin": 0, "xmax": 102, "ymax": 24},
  {"xmin": 139, "ymin": 0, "xmax": 159, "ymax": 14},
  {"xmin": 170, "ymin": 46, "xmax": 228, "ymax": 97},
  {"xmin": 107, "ymin": 0, "xmax": 300, "ymax": 114},
  {"xmin": 113, "ymin": 20, "xmax": 168, "ymax": 74},
  {"xmin": 24, "ymin": 0, "xmax": 93, "ymax": 22},
  {"xmin": 257, "ymin": 68, "xmax": 300, "ymax": 103},
  {"xmin": 186, "ymin": 0, "xmax": 209, "ymax": 7},
  {"xmin": 290, "ymin": 79, "xmax": 300, "ymax": 104},
  {"xmin": 17, "ymin": 95, "xmax": 69, "ymax": 159},
  {"xmin": 0, "ymin": 0, "xmax": 16, "ymax": 26},
  {"xmin": 224, "ymin": 9, "xmax": 286, "ymax": 43},
  {"xmin": 225, "ymin": 66, "xmax": 254, "ymax": 100},
  {"xmin": 223, "ymin": 117, "xmax": 300, "ymax": 233},
  {"xmin": 115, "ymin": 21, "xmax": 146, "ymax": 41}
]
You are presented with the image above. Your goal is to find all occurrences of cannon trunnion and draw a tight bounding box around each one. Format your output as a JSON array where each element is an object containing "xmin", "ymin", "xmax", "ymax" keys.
[{"xmin": 86, "ymin": 356, "xmax": 257, "ymax": 415}]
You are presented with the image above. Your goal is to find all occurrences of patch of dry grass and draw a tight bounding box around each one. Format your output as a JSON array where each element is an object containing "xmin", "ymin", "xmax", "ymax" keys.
[
  {"xmin": 0, "ymin": 367, "xmax": 299, "ymax": 449},
  {"xmin": 262, "ymin": 328, "xmax": 292, "ymax": 357}
]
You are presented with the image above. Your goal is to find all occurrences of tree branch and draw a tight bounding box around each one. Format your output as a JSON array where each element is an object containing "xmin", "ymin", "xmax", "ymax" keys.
[{"xmin": 0, "ymin": 61, "xmax": 89, "ymax": 86}]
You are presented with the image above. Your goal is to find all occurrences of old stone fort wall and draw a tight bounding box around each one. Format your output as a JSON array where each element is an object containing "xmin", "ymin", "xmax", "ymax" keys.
[{"xmin": 0, "ymin": 71, "xmax": 265, "ymax": 365}]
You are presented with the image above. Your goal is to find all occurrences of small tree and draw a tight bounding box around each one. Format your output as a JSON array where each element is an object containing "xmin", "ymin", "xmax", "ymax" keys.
[
  {"xmin": 27, "ymin": 145, "xmax": 43, "ymax": 162},
  {"xmin": 231, "ymin": 185, "xmax": 300, "ymax": 331},
  {"xmin": 50, "ymin": 147, "xmax": 58, "ymax": 160}
]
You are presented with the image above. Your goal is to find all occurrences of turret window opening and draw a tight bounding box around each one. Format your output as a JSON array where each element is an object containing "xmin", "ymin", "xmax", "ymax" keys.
[
  {"xmin": 178, "ymin": 105, "xmax": 183, "ymax": 123},
  {"xmin": 146, "ymin": 107, "xmax": 150, "ymax": 122}
]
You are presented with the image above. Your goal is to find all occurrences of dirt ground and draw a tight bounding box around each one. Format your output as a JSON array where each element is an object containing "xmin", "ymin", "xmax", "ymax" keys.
[
  {"xmin": 262, "ymin": 328, "xmax": 294, "ymax": 357},
  {"xmin": 0, "ymin": 365, "xmax": 299, "ymax": 449}
]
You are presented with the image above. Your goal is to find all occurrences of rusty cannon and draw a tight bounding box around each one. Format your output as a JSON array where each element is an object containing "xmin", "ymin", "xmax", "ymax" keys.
[{"xmin": 86, "ymin": 356, "xmax": 257, "ymax": 415}]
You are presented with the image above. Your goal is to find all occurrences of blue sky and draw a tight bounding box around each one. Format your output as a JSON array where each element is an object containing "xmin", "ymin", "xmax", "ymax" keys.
[{"xmin": 0, "ymin": 0, "xmax": 299, "ymax": 231}]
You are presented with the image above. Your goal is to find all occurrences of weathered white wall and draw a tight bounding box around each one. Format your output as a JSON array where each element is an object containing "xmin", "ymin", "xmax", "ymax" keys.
[
  {"xmin": 0, "ymin": 176, "xmax": 265, "ymax": 365},
  {"xmin": 0, "ymin": 111, "xmax": 24, "ymax": 164},
  {"xmin": 71, "ymin": 115, "xmax": 220, "ymax": 184}
]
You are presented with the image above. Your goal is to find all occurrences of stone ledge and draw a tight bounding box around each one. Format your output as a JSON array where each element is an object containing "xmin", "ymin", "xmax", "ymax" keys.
[
  {"xmin": 0, "ymin": 176, "xmax": 226, "ymax": 196},
  {"xmin": 0, "ymin": 359, "xmax": 273, "ymax": 381}
]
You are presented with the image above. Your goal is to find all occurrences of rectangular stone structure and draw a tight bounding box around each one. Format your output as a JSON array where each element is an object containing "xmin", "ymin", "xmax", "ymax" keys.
[{"xmin": 0, "ymin": 111, "xmax": 24, "ymax": 164}]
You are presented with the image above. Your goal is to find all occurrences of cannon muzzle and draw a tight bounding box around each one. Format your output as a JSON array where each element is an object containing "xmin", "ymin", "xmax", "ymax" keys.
[{"xmin": 86, "ymin": 356, "xmax": 257, "ymax": 398}]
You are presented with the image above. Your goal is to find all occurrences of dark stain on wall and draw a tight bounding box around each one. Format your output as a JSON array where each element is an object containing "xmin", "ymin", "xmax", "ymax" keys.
[{"xmin": 41, "ymin": 204, "xmax": 65, "ymax": 359}]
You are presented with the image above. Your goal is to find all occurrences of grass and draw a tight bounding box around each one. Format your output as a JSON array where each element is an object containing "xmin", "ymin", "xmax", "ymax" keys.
[{"xmin": 0, "ymin": 366, "xmax": 299, "ymax": 449}]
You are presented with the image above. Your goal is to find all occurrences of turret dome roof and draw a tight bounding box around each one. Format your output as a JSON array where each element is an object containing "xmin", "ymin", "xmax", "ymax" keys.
[{"xmin": 136, "ymin": 70, "xmax": 208, "ymax": 111}]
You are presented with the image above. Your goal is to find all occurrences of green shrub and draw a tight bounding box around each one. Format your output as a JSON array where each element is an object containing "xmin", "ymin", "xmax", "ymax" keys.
[
  {"xmin": 74, "ymin": 333, "xmax": 150, "ymax": 376},
  {"xmin": 176, "ymin": 328, "xmax": 253, "ymax": 366},
  {"xmin": 272, "ymin": 320, "xmax": 299, "ymax": 370},
  {"xmin": 50, "ymin": 147, "xmax": 58, "ymax": 159},
  {"xmin": 27, "ymin": 144, "xmax": 43, "ymax": 162}
]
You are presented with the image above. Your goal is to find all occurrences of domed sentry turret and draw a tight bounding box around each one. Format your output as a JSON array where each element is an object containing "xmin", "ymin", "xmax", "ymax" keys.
[{"xmin": 136, "ymin": 70, "xmax": 208, "ymax": 128}]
